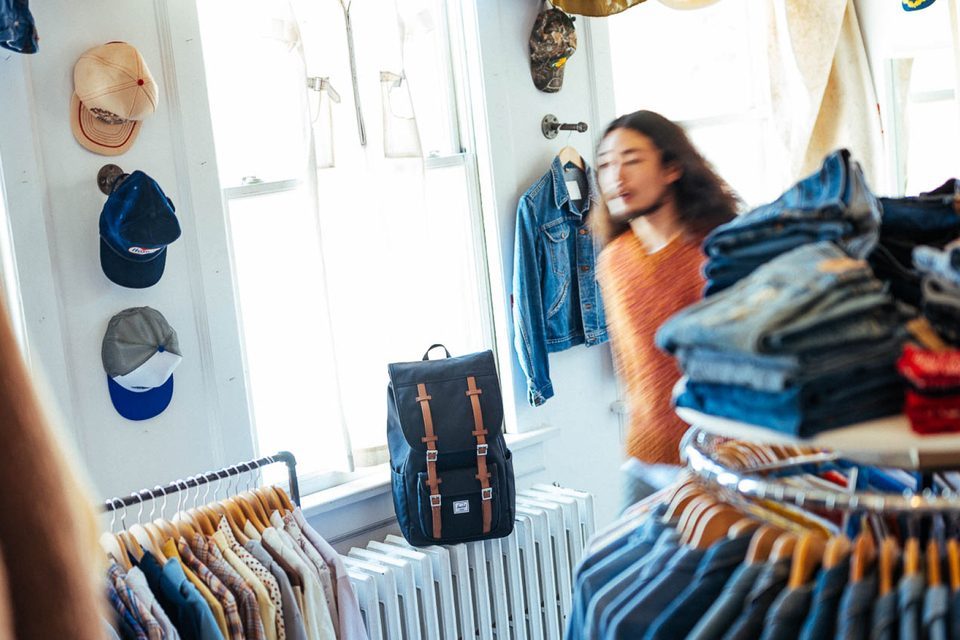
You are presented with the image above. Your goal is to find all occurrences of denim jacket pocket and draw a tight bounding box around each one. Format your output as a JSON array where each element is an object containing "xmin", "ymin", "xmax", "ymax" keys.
[{"xmin": 543, "ymin": 220, "xmax": 571, "ymax": 277}]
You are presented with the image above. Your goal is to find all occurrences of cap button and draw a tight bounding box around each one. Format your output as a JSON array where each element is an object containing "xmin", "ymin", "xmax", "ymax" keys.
[{"xmin": 138, "ymin": 79, "xmax": 145, "ymax": 86}]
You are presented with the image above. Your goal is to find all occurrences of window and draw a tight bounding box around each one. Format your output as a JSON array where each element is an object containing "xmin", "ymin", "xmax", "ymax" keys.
[
  {"xmin": 197, "ymin": 0, "xmax": 494, "ymax": 493},
  {"xmin": 0, "ymin": 160, "xmax": 25, "ymax": 353},
  {"xmin": 888, "ymin": 48, "xmax": 960, "ymax": 195},
  {"xmin": 607, "ymin": 0, "xmax": 787, "ymax": 206}
]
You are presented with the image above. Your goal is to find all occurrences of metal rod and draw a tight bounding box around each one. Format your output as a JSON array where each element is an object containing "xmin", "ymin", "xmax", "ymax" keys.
[
  {"xmin": 684, "ymin": 428, "xmax": 960, "ymax": 514},
  {"xmin": 102, "ymin": 450, "xmax": 300, "ymax": 512}
]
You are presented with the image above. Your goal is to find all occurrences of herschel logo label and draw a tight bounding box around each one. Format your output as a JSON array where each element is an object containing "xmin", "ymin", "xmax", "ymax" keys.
[{"xmin": 453, "ymin": 500, "xmax": 470, "ymax": 514}]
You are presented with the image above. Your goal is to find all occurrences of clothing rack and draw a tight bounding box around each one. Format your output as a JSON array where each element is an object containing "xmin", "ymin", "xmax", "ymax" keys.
[
  {"xmin": 102, "ymin": 450, "xmax": 301, "ymax": 512},
  {"xmin": 682, "ymin": 427, "xmax": 960, "ymax": 514}
]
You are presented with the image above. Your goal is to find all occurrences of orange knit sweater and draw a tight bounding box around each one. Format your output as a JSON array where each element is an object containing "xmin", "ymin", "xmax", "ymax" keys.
[{"xmin": 597, "ymin": 231, "xmax": 706, "ymax": 464}]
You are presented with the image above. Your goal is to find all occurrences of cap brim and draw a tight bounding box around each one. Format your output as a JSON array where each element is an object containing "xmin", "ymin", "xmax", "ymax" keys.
[
  {"xmin": 107, "ymin": 375, "xmax": 174, "ymax": 421},
  {"xmin": 532, "ymin": 63, "xmax": 565, "ymax": 93},
  {"xmin": 71, "ymin": 93, "xmax": 141, "ymax": 156},
  {"xmin": 100, "ymin": 237, "xmax": 167, "ymax": 288}
]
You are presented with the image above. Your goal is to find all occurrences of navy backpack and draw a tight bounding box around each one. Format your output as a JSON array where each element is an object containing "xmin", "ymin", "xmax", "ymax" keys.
[{"xmin": 387, "ymin": 345, "xmax": 515, "ymax": 546}]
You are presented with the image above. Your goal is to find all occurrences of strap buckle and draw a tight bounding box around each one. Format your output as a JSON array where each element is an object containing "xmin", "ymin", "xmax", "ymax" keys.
[
  {"xmin": 426, "ymin": 449, "xmax": 438, "ymax": 463},
  {"xmin": 476, "ymin": 443, "xmax": 489, "ymax": 457},
  {"xmin": 430, "ymin": 494, "xmax": 442, "ymax": 508},
  {"xmin": 481, "ymin": 487, "xmax": 493, "ymax": 501}
]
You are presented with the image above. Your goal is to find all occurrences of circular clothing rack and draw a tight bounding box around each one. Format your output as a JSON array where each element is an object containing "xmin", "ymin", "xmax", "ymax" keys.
[
  {"xmin": 680, "ymin": 426, "xmax": 960, "ymax": 514},
  {"xmin": 677, "ymin": 407, "xmax": 960, "ymax": 471}
]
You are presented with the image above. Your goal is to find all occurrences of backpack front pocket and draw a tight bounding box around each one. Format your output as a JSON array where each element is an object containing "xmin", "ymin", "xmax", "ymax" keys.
[{"xmin": 417, "ymin": 463, "xmax": 501, "ymax": 541}]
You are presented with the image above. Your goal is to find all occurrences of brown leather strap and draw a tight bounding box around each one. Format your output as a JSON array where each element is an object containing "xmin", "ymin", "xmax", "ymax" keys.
[
  {"xmin": 416, "ymin": 383, "xmax": 442, "ymax": 539},
  {"xmin": 466, "ymin": 376, "xmax": 492, "ymax": 533}
]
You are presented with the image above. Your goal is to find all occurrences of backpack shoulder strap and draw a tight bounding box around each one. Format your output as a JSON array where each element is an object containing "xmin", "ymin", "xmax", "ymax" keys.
[
  {"xmin": 466, "ymin": 376, "xmax": 493, "ymax": 534},
  {"xmin": 416, "ymin": 383, "xmax": 443, "ymax": 539}
]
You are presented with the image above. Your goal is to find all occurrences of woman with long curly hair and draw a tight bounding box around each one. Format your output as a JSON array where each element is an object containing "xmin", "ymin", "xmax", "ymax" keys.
[{"xmin": 591, "ymin": 110, "xmax": 739, "ymax": 509}]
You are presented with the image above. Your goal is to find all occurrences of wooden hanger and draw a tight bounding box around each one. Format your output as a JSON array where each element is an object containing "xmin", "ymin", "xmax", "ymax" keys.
[
  {"xmin": 233, "ymin": 495, "xmax": 264, "ymax": 532},
  {"xmin": 928, "ymin": 538, "xmax": 943, "ymax": 587},
  {"xmin": 746, "ymin": 525, "xmax": 783, "ymax": 564},
  {"xmin": 100, "ymin": 532, "xmax": 130, "ymax": 570},
  {"xmin": 788, "ymin": 532, "xmax": 826, "ymax": 588},
  {"xmin": 663, "ymin": 484, "xmax": 706, "ymax": 523},
  {"xmin": 905, "ymin": 536, "xmax": 921, "ymax": 577},
  {"xmin": 172, "ymin": 513, "xmax": 199, "ymax": 541},
  {"xmin": 677, "ymin": 496, "xmax": 716, "ymax": 543},
  {"xmin": 879, "ymin": 537, "xmax": 900, "ymax": 596},
  {"xmin": 947, "ymin": 538, "xmax": 960, "ymax": 592},
  {"xmin": 274, "ymin": 486, "xmax": 296, "ymax": 512},
  {"xmin": 850, "ymin": 518, "xmax": 876, "ymax": 583},
  {"xmin": 770, "ymin": 532, "xmax": 798, "ymax": 562},
  {"xmin": 728, "ymin": 517, "xmax": 761, "ymax": 539},
  {"xmin": 689, "ymin": 505, "xmax": 749, "ymax": 550},
  {"xmin": 557, "ymin": 145, "xmax": 584, "ymax": 170},
  {"xmin": 823, "ymin": 534, "xmax": 852, "ymax": 569},
  {"xmin": 212, "ymin": 501, "xmax": 247, "ymax": 545}
]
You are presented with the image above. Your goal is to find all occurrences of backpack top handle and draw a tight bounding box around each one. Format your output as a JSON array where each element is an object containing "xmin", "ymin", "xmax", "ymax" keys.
[{"xmin": 422, "ymin": 344, "xmax": 452, "ymax": 360}]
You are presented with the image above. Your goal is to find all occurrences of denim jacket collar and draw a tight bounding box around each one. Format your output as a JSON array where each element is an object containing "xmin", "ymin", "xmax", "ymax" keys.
[{"xmin": 550, "ymin": 156, "xmax": 600, "ymax": 216}]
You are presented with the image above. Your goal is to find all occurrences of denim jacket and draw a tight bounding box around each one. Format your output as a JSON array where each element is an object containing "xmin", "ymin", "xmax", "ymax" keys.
[{"xmin": 513, "ymin": 157, "xmax": 608, "ymax": 406}]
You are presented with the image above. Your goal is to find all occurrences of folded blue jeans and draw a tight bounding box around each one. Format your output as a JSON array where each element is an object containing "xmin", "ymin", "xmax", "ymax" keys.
[
  {"xmin": 914, "ymin": 242, "xmax": 960, "ymax": 288},
  {"xmin": 657, "ymin": 242, "xmax": 880, "ymax": 355},
  {"xmin": 705, "ymin": 150, "xmax": 880, "ymax": 259},
  {"xmin": 678, "ymin": 333, "xmax": 904, "ymax": 392},
  {"xmin": 676, "ymin": 373, "xmax": 904, "ymax": 436}
]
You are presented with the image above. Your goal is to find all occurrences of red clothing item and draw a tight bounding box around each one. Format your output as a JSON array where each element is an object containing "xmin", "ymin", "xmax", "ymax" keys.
[
  {"xmin": 897, "ymin": 344, "xmax": 960, "ymax": 389},
  {"xmin": 905, "ymin": 389, "xmax": 960, "ymax": 434},
  {"xmin": 597, "ymin": 231, "xmax": 706, "ymax": 464}
]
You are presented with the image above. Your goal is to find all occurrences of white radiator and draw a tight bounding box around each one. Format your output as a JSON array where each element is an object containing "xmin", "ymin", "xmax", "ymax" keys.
[{"xmin": 345, "ymin": 486, "xmax": 595, "ymax": 640}]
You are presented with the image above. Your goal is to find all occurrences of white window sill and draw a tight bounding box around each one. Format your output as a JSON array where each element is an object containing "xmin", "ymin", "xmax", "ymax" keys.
[{"xmin": 298, "ymin": 427, "xmax": 558, "ymax": 543}]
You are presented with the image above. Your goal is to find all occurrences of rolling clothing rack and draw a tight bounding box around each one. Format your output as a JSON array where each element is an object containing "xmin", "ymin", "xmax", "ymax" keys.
[{"xmin": 102, "ymin": 450, "xmax": 301, "ymax": 512}]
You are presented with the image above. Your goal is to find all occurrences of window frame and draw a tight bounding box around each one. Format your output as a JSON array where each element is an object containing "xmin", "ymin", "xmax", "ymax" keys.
[{"xmin": 212, "ymin": 0, "xmax": 499, "ymax": 495}]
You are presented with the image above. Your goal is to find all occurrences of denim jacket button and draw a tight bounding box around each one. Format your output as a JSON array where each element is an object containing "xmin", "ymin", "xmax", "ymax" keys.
[
  {"xmin": 579, "ymin": 228, "xmax": 588, "ymax": 235},
  {"xmin": 580, "ymin": 265, "xmax": 590, "ymax": 272}
]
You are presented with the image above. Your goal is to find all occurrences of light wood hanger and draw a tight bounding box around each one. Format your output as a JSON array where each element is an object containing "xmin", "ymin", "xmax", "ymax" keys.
[
  {"xmin": 879, "ymin": 537, "xmax": 900, "ymax": 596},
  {"xmin": 947, "ymin": 538, "xmax": 960, "ymax": 592},
  {"xmin": 100, "ymin": 532, "xmax": 130, "ymax": 571},
  {"xmin": 850, "ymin": 517, "xmax": 876, "ymax": 583},
  {"xmin": 689, "ymin": 505, "xmax": 749, "ymax": 550},
  {"xmin": 664, "ymin": 484, "xmax": 706, "ymax": 523},
  {"xmin": 928, "ymin": 538, "xmax": 943, "ymax": 587},
  {"xmin": 172, "ymin": 513, "xmax": 199, "ymax": 541},
  {"xmin": 905, "ymin": 536, "xmax": 921, "ymax": 577},
  {"xmin": 746, "ymin": 525, "xmax": 783, "ymax": 564},
  {"xmin": 119, "ymin": 530, "xmax": 144, "ymax": 563},
  {"xmin": 275, "ymin": 486, "xmax": 296, "ymax": 512},
  {"xmin": 823, "ymin": 535, "xmax": 852, "ymax": 569},
  {"xmin": 557, "ymin": 145, "xmax": 584, "ymax": 170},
  {"xmin": 728, "ymin": 517, "xmax": 761, "ymax": 539},
  {"xmin": 677, "ymin": 496, "xmax": 716, "ymax": 543},
  {"xmin": 212, "ymin": 501, "xmax": 247, "ymax": 545},
  {"xmin": 788, "ymin": 532, "xmax": 826, "ymax": 588},
  {"xmin": 770, "ymin": 532, "xmax": 798, "ymax": 562}
]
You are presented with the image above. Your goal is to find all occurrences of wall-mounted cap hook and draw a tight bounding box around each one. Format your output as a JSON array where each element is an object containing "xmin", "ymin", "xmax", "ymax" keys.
[{"xmin": 97, "ymin": 164, "xmax": 128, "ymax": 195}]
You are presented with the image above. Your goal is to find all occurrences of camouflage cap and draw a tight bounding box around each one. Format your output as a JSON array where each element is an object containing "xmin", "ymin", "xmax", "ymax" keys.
[{"xmin": 529, "ymin": 8, "xmax": 577, "ymax": 93}]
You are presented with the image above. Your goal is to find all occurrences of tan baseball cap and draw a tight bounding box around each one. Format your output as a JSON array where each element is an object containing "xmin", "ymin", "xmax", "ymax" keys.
[{"xmin": 71, "ymin": 42, "xmax": 159, "ymax": 156}]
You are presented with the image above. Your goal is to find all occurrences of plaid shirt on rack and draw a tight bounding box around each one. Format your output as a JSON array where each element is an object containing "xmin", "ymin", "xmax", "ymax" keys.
[
  {"xmin": 191, "ymin": 533, "xmax": 267, "ymax": 640},
  {"xmin": 177, "ymin": 538, "xmax": 245, "ymax": 640},
  {"xmin": 107, "ymin": 577, "xmax": 148, "ymax": 640},
  {"xmin": 107, "ymin": 562, "xmax": 164, "ymax": 640}
]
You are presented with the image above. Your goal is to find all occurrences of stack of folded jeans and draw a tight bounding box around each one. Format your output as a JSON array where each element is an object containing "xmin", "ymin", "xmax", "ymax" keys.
[
  {"xmin": 657, "ymin": 241, "xmax": 907, "ymax": 437},
  {"xmin": 869, "ymin": 180, "xmax": 960, "ymax": 309},
  {"xmin": 897, "ymin": 344, "xmax": 960, "ymax": 434},
  {"xmin": 913, "ymin": 239, "xmax": 960, "ymax": 346},
  {"xmin": 702, "ymin": 149, "xmax": 881, "ymax": 295}
]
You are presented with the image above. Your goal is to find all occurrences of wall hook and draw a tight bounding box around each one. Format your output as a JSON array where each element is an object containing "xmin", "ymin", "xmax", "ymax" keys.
[{"xmin": 542, "ymin": 114, "xmax": 588, "ymax": 140}]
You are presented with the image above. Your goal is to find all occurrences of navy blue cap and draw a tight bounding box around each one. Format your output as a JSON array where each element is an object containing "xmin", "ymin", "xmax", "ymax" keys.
[
  {"xmin": 902, "ymin": 0, "xmax": 936, "ymax": 9},
  {"xmin": 0, "ymin": 0, "xmax": 37, "ymax": 54},
  {"xmin": 99, "ymin": 170, "xmax": 181, "ymax": 289}
]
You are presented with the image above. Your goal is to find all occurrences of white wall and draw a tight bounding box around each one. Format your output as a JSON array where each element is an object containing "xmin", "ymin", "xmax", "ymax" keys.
[
  {"xmin": 0, "ymin": 0, "xmax": 627, "ymax": 528},
  {"xmin": 0, "ymin": 0, "xmax": 255, "ymax": 501},
  {"xmin": 469, "ymin": 1, "xmax": 624, "ymax": 525}
]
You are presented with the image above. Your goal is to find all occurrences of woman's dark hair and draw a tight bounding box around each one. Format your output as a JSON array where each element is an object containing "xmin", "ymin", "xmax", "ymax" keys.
[{"xmin": 590, "ymin": 110, "xmax": 739, "ymax": 246}]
